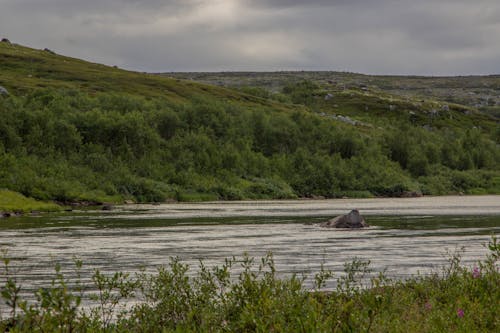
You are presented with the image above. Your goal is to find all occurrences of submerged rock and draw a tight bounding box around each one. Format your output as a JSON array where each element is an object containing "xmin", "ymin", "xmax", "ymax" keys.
[
  {"xmin": 320, "ymin": 209, "xmax": 368, "ymax": 228},
  {"xmin": 102, "ymin": 204, "xmax": 113, "ymax": 211}
]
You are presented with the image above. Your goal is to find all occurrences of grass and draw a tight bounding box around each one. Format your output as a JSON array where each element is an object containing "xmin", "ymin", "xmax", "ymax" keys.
[
  {"xmin": 0, "ymin": 189, "xmax": 61, "ymax": 213},
  {"xmin": 0, "ymin": 41, "xmax": 296, "ymax": 112},
  {"xmin": 1, "ymin": 237, "xmax": 499, "ymax": 332}
]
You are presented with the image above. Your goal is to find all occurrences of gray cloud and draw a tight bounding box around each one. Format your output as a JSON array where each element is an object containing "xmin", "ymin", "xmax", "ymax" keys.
[
  {"xmin": 0, "ymin": 0, "xmax": 499, "ymax": 74},
  {"xmin": 245, "ymin": 0, "xmax": 384, "ymax": 9}
]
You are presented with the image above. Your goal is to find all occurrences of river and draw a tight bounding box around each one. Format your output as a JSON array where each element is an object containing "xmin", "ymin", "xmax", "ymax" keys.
[{"xmin": 1, "ymin": 195, "xmax": 499, "ymax": 303}]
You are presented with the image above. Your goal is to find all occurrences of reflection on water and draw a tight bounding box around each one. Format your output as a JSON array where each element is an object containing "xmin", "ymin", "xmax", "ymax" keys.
[{"xmin": 0, "ymin": 197, "xmax": 499, "ymax": 303}]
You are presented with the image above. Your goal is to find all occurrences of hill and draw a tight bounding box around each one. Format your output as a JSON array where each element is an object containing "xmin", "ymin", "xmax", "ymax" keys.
[
  {"xmin": 165, "ymin": 71, "xmax": 500, "ymax": 118},
  {"xmin": 0, "ymin": 40, "xmax": 499, "ymax": 207}
]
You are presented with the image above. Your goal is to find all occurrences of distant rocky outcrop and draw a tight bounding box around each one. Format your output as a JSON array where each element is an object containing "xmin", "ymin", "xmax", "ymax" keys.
[
  {"xmin": 1, "ymin": 38, "xmax": 11, "ymax": 44},
  {"xmin": 320, "ymin": 209, "xmax": 368, "ymax": 228},
  {"xmin": 334, "ymin": 115, "xmax": 357, "ymax": 125}
]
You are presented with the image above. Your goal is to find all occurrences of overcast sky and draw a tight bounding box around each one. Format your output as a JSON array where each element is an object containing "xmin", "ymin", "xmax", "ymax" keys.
[{"xmin": 1, "ymin": 0, "xmax": 499, "ymax": 75}]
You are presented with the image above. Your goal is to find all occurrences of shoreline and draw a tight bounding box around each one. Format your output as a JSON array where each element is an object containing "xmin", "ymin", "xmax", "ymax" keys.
[
  {"xmin": 93, "ymin": 195, "xmax": 500, "ymax": 219},
  {"xmin": 2, "ymin": 194, "xmax": 500, "ymax": 219}
]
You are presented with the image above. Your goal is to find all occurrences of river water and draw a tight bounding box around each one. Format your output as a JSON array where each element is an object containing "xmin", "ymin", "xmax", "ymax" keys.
[{"xmin": 1, "ymin": 195, "xmax": 499, "ymax": 302}]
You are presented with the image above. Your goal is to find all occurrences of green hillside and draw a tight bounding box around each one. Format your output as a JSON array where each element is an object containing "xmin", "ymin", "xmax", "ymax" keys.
[
  {"xmin": 166, "ymin": 71, "xmax": 500, "ymax": 118},
  {"xmin": 1, "ymin": 41, "xmax": 499, "ymax": 207}
]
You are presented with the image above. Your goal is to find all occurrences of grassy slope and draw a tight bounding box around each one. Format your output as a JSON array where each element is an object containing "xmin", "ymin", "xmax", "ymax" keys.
[
  {"xmin": 1, "ymin": 42, "xmax": 494, "ymax": 138},
  {"xmin": 165, "ymin": 71, "xmax": 500, "ymax": 117},
  {"xmin": 0, "ymin": 189, "xmax": 60, "ymax": 212},
  {"xmin": 166, "ymin": 71, "xmax": 498, "ymax": 131},
  {"xmin": 0, "ymin": 42, "xmax": 295, "ymax": 111}
]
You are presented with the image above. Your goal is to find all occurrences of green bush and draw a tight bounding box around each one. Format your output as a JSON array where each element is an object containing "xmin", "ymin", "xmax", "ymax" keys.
[
  {"xmin": 175, "ymin": 191, "xmax": 219, "ymax": 202},
  {"xmin": 0, "ymin": 87, "xmax": 498, "ymax": 205}
]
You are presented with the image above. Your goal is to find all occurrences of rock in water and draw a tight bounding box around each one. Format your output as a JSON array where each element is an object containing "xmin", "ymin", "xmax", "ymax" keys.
[
  {"xmin": 321, "ymin": 209, "xmax": 368, "ymax": 228},
  {"xmin": 102, "ymin": 204, "xmax": 113, "ymax": 211}
]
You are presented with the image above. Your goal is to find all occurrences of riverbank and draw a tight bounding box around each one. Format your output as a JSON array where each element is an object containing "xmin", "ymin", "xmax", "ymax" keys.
[
  {"xmin": 2, "ymin": 192, "xmax": 500, "ymax": 218},
  {"xmin": 0, "ymin": 189, "xmax": 61, "ymax": 217}
]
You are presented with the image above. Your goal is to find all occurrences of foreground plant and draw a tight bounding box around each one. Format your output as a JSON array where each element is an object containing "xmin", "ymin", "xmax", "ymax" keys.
[{"xmin": 1, "ymin": 237, "xmax": 499, "ymax": 332}]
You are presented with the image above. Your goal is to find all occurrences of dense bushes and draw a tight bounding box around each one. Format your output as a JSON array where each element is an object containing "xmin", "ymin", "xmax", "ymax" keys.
[{"xmin": 0, "ymin": 88, "xmax": 499, "ymax": 203}]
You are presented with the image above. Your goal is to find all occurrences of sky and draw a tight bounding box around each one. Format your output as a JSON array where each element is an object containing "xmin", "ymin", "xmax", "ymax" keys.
[{"xmin": 1, "ymin": 0, "xmax": 499, "ymax": 75}]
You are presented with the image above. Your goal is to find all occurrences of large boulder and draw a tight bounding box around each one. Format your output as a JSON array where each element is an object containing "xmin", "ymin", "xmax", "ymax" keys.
[{"xmin": 320, "ymin": 209, "xmax": 368, "ymax": 228}]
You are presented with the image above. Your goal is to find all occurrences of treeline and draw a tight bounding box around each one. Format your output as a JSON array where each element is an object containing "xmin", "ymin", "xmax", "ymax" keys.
[{"xmin": 0, "ymin": 87, "xmax": 499, "ymax": 203}]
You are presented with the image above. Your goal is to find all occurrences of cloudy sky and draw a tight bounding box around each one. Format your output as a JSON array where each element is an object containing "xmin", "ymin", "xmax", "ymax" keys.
[{"xmin": 1, "ymin": 0, "xmax": 499, "ymax": 75}]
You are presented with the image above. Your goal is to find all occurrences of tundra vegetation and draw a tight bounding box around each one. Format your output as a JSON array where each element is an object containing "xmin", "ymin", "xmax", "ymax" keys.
[
  {"xmin": 1, "ymin": 237, "xmax": 499, "ymax": 332},
  {"xmin": 0, "ymin": 41, "xmax": 499, "ymax": 208},
  {"xmin": 167, "ymin": 71, "xmax": 500, "ymax": 119}
]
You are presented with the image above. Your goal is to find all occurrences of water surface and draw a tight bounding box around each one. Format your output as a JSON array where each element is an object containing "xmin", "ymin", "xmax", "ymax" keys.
[{"xmin": 1, "ymin": 196, "xmax": 499, "ymax": 298}]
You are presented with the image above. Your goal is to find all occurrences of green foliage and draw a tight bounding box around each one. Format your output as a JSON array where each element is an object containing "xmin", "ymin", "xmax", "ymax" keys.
[
  {"xmin": 1, "ymin": 238, "xmax": 500, "ymax": 332},
  {"xmin": 237, "ymin": 86, "xmax": 271, "ymax": 99},
  {"xmin": 0, "ymin": 43, "xmax": 499, "ymax": 206},
  {"xmin": 282, "ymin": 80, "xmax": 321, "ymax": 105}
]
